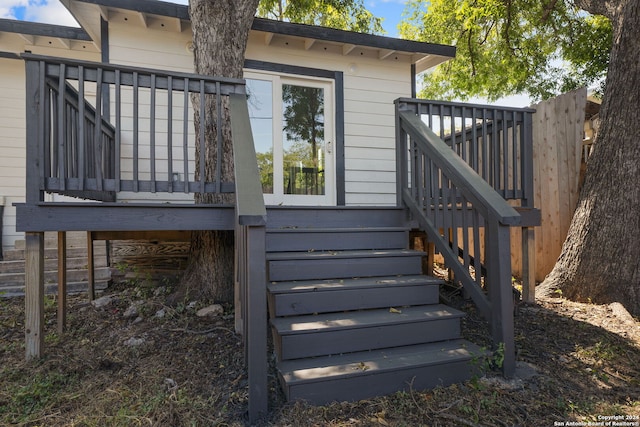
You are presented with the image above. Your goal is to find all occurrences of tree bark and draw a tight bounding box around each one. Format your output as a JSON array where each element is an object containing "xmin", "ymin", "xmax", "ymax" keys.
[
  {"xmin": 539, "ymin": 0, "xmax": 640, "ymax": 315},
  {"xmin": 176, "ymin": 0, "xmax": 260, "ymax": 303}
]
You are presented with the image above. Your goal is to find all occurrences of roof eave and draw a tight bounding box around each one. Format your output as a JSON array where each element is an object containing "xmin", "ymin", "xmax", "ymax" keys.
[{"xmin": 67, "ymin": 0, "xmax": 455, "ymax": 67}]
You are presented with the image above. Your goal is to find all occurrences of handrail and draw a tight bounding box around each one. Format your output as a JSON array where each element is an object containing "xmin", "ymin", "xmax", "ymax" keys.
[
  {"xmin": 399, "ymin": 111, "xmax": 521, "ymax": 225},
  {"xmin": 396, "ymin": 105, "xmax": 518, "ymax": 377},
  {"xmin": 229, "ymin": 93, "xmax": 267, "ymax": 226},
  {"xmin": 229, "ymin": 91, "xmax": 268, "ymax": 422}
]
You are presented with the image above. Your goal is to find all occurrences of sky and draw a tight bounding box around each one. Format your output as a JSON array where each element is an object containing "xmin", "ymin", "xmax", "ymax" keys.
[
  {"xmin": 1, "ymin": 0, "xmax": 407, "ymax": 35},
  {"xmin": 1, "ymin": 0, "xmax": 530, "ymax": 106}
]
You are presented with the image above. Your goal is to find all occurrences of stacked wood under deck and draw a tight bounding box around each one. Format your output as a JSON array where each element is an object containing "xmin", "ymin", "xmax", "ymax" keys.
[{"xmin": 265, "ymin": 206, "xmax": 483, "ymax": 404}]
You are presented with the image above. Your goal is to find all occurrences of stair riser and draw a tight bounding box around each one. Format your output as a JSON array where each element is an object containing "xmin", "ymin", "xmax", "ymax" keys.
[
  {"xmin": 274, "ymin": 318, "xmax": 460, "ymax": 361},
  {"xmin": 268, "ymin": 256, "xmax": 422, "ymax": 281},
  {"xmin": 0, "ymin": 268, "xmax": 110, "ymax": 287},
  {"xmin": 2, "ymin": 247, "xmax": 107, "ymax": 261},
  {"xmin": 269, "ymin": 285, "xmax": 439, "ymax": 317},
  {"xmin": 283, "ymin": 360, "xmax": 475, "ymax": 405},
  {"xmin": 266, "ymin": 230, "xmax": 408, "ymax": 252},
  {"xmin": 266, "ymin": 207, "xmax": 408, "ymax": 229},
  {"xmin": 0, "ymin": 257, "xmax": 108, "ymax": 274}
]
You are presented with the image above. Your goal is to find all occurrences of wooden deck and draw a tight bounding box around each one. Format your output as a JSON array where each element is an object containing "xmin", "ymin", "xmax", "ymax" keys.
[{"xmin": 15, "ymin": 54, "xmax": 540, "ymax": 422}]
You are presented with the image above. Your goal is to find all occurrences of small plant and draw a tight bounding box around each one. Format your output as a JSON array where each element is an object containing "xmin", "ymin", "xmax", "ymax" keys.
[{"xmin": 492, "ymin": 342, "xmax": 505, "ymax": 370}]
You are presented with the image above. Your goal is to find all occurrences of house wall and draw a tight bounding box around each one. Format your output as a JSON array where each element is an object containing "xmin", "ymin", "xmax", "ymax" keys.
[
  {"xmin": 0, "ymin": 34, "xmax": 99, "ymax": 253},
  {"xmin": 0, "ymin": 57, "xmax": 25, "ymax": 254},
  {"xmin": 106, "ymin": 16, "xmax": 413, "ymax": 206}
]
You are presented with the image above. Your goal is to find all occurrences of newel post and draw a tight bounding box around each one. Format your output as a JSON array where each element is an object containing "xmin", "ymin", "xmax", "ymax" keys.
[{"xmin": 485, "ymin": 219, "xmax": 516, "ymax": 377}]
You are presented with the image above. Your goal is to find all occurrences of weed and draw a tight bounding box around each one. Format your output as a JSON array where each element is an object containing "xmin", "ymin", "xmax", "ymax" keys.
[{"xmin": 1, "ymin": 371, "xmax": 77, "ymax": 423}]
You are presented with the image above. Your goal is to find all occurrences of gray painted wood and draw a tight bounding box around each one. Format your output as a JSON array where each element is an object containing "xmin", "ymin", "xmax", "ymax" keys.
[
  {"xmin": 15, "ymin": 203, "xmax": 235, "ymax": 232},
  {"xmin": 272, "ymin": 305, "xmax": 463, "ymax": 360},
  {"xmin": 244, "ymin": 226, "xmax": 268, "ymax": 420},
  {"xmin": 266, "ymin": 228, "xmax": 409, "ymax": 252},
  {"xmin": 229, "ymin": 93, "xmax": 267, "ymax": 226},
  {"xmin": 266, "ymin": 206, "xmax": 408, "ymax": 229},
  {"xmin": 267, "ymin": 250, "xmax": 423, "ymax": 281},
  {"xmin": 268, "ymin": 275, "xmax": 441, "ymax": 317},
  {"xmin": 279, "ymin": 340, "xmax": 482, "ymax": 405},
  {"xmin": 398, "ymin": 110, "xmax": 521, "ymax": 225}
]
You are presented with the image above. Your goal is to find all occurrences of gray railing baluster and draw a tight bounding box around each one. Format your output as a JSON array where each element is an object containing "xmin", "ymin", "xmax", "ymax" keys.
[
  {"xmin": 150, "ymin": 73, "xmax": 157, "ymax": 193},
  {"xmin": 167, "ymin": 76, "xmax": 173, "ymax": 193},
  {"xmin": 215, "ymin": 82, "xmax": 222, "ymax": 194},
  {"xmin": 502, "ymin": 110, "xmax": 508, "ymax": 198},
  {"xmin": 57, "ymin": 64, "xmax": 66, "ymax": 191},
  {"xmin": 183, "ymin": 77, "xmax": 189, "ymax": 193},
  {"xmin": 198, "ymin": 79, "xmax": 206, "ymax": 194},
  {"xmin": 77, "ymin": 66, "xmax": 85, "ymax": 190},
  {"xmin": 133, "ymin": 71, "xmax": 139, "ymax": 192},
  {"xmin": 94, "ymin": 66, "xmax": 103, "ymax": 192},
  {"xmin": 512, "ymin": 111, "xmax": 518, "ymax": 196},
  {"xmin": 115, "ymin": 69, "xmax": 121, "ymax": 191}
]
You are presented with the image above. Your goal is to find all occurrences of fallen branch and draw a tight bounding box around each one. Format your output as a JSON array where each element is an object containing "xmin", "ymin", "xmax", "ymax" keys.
[{"xmin": 169, "ymin": 326, "xmax": 238, "ymax": 336}]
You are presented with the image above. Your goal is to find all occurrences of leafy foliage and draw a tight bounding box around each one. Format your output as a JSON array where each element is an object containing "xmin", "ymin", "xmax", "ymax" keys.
[
  {"xmin": 257, "ymin": 0, "xmax": 384, "ymax": 33},
  {"xmin": 400, "ymin": 0, "xmax": 611, "ymax": 101}
]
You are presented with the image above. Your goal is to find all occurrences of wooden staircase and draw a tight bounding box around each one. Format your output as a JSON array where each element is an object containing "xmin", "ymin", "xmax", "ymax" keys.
[
  {"xmin": 0, "ymin": 232, "xmax": 110, "ymax": 297},
  {"xmin": 265, "ymin": 207, "xmax": 483, "ymax": 404}
]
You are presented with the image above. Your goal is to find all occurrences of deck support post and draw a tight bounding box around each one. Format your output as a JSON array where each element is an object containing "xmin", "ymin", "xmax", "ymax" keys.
[
  {"xmin": 57, "ymin": 232, "xmax": 67, "ymax": 334},
  {"xmin": 245, "ymin": 225, "xmax": 268, "ymax": 422},
  {"xmin": 521, "ymin": 227, "xmax": 536, "ymax": 303},
  {"xmin": 25, "ymin": 232, "xmax": 44, "ymax": 361},
  {"xmin": 485, "ymin": 221, "xmax": 516, "ymax": 377}
]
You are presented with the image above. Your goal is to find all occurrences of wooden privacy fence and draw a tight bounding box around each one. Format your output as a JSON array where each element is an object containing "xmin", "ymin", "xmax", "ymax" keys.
[{"xmin": 510, "ymin": 88, "xmax": 587, "ymax": 281}]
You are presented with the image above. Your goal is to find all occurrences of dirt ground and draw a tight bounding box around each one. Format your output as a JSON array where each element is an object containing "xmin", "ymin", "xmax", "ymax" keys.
[{"xmin": 1, "ymin": 277, "xmax": 639, "ymax": 427}]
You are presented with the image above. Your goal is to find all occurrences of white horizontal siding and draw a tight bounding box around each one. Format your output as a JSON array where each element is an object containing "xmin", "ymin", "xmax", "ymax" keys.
[
  {"xmin": 0, "ymin": 58, "xmax": 26, "ymax": 252},
  {"xmin": 7, "ymin": 19, "xmax": 411, "ymax": 208},
  {"xmin": 0, "ymin": 41, "xmax": 99, "ymax": 251}
]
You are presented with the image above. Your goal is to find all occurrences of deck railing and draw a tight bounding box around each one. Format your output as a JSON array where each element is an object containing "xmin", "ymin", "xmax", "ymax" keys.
[
  {"xmin": 398, "ymin": 98, "xmax": 535, "ymax": 207},
  {"xmin": 24, "ymin": 54, "xmax": 268, "ymax": 422},
  {"xmin": 24, "ymin": 53, "xmax": 246, "ymax": 201},
  {"xmin": 396, "ymin": 100, "xmax": 524, "ymax": 377}
]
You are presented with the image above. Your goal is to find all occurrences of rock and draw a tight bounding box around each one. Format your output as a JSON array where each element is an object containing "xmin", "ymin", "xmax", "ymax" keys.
[
  {"xmin": 155, "ymin": 308, "xmax": 166, "ymax": 318},
  {"xmin": 123, "ymin": 337, "xmax": 145, "ymax": 347},
  {"xmin": 124, "ymin": 301, "xmax": 144, "ymax": 318},
  {"xmin": 91, "ymin": 295, "xmax": 114, "ymax": 308},
  {"xmin": 187, "ymin": 301, "xmax": 197, "ymax": 310},
  {"xmin": 196, "ymin": 304, "xmax": 224, "ymax": 318}
]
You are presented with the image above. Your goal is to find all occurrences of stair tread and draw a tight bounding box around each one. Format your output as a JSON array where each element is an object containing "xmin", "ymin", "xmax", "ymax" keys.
[
  {"xmin": 271, "ymin": 304, "xmax": 463, "ymax": 335},
  {"xmin": 268, "ymin": 275, "xmax": 443, "ymax": 294},
  {"xmin": 278, "ymin": 339, "xmax": 482, "ymax": 385},
  {"xmin": 267, "ymin": 249, "xmax": 423, "ymax": 261}
]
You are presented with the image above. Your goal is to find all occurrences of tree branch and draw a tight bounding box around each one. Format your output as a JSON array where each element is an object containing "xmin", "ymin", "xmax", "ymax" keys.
[
  {"xmin": 573, "ymin": 0, "xmax": 621, "ymax": 19},
  {"xmin": 541, "ymin": 0, "xmax": 559, "ymax": 24},
  {"xmin": 468, "ymin": 28, "xmax": 477, "ymax": 76}
]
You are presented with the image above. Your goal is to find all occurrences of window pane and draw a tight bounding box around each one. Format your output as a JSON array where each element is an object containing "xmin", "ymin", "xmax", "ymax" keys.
[
  {"xmin": 282, "ymin": 84, "xmax": 325, "ymax": 195},
  {"xmin": 247, "ymin": 78, "xmax": 274, "ymax": 194}
]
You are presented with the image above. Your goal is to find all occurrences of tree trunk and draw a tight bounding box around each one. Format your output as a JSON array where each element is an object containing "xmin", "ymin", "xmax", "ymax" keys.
[
  {"xmin": 539, "ymin": 0, "xmax": 640, "ymax": 315},
  {"xmin": 176, "ymin": 0, "xmax": 261, "ymax": 303}
]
